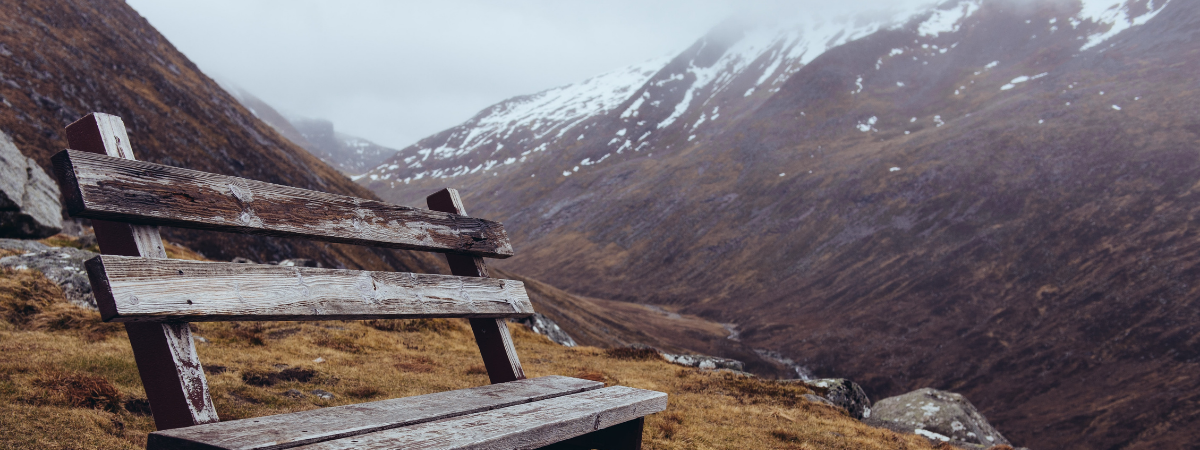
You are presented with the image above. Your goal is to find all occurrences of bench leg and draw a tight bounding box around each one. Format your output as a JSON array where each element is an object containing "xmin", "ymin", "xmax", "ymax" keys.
[{"xmin": 538, "ymin": 417, "xmax": 645, "ymax": 450}]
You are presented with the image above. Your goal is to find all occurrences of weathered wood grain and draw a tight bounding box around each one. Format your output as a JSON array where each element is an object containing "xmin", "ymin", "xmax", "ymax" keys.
[
  {"xmin": 87, "ymin": 255, "xmax": 534, "ymax": 322},
  {"xmin": 428, "ymin": 188, "xmax": 526, "ymax": 384},
  {"xmin": 51, "ymin": 149, "xmax": 514, "ymax": 258},
  {"xmin": 146, "ymin": 376, "xmax": 604, "ymax": 450},
  {"xmin": 63, "ymin": 113, "xmax": 219, "ymax": 430},
  {"xmin": 296, "ymin": 386, "xmax": 667, "ymax": 450}
]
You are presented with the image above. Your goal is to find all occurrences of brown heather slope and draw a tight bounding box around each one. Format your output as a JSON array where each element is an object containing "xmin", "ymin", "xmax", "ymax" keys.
[
  {"xmin": 0, "ymin": 266, "xmax": 941, "ymax": 450},
  {"xmin": 494, "ymin": 267, "xmax": 794, "ymax": 378},
  {"xmin": 0, "ymin": 0, "xmax": 441, "ymax": 272},
  {"xmin": 360, "ymin": 1, "xmax": 1200, "ymax": 448}
]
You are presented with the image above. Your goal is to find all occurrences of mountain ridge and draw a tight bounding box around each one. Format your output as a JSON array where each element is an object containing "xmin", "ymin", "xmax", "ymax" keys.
[
  {"xmin": 222, "ymin": 86, "xmax": 400, "ymax": 177},
  {"xmin": 358, "ymin": 1, "xmax": 1199, "ymax": 448},
  {"xmin": 0, "ymin": 0, "xmax": 442, "ymax": 274}
]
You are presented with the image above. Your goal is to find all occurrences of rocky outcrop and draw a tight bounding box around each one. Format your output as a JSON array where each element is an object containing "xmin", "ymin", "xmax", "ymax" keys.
[
  {"xmin": 866, "ymin": 388, "xmax": 1011, "ymax": 449},
  {"xmin": 512, "ymin": 312, "xmax": 577, "ymax": 347},
  {"xmin": 0, "ymin": 238, "xmax": 52, "ymax": 255},
  {"xmin": 0, "ymin": 131, "xmax": 61, "ymax": 238},
  {"xmin": 0, "ymin": 239, "xmax": 97, "ymax": 309},
  {"xmin": 801, "ymin": 378, "xmax": 872, "ymax": 420},
  {"xmin": 802, "ymin": 393, "xmax": 835, "ymax": 407},
  {"xmin": 661, "ymin": 353, "xmax": 745, "ymax": 371}
]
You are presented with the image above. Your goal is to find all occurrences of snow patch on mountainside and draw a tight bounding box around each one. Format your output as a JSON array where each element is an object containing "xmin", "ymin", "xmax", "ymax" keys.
[
  {"xmin": 1078, "ymin": 0, "xmax": 1171, "ymax": 50},
  {"xmin": 365, "ymin": 0, "xmax": 1007, "ymax": 184},
  {"xmin": 628, "ymin": 4, "xmax": 967, "ymax": 134},
  {"xmin": 919, "ymin": 0, "xmax": 982, "ymax": 36},
  {"xmin": 361, "ymin": 0, "xmax": 1176, "ymax": 186},
  {"xmin": 426, "ymin": 57, "xmax": 666, "ymax": 161}
]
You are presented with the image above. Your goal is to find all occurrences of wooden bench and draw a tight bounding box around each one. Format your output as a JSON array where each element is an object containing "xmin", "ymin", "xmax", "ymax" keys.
[{"xmin": 52, "ymin": 113, "xmax": 666, "ymax": 449}]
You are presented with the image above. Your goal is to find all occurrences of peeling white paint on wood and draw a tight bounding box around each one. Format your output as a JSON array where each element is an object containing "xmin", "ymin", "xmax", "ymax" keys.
[{"xmin": 52, "ymin": 149, "xmax": 514, "ymax": 258}]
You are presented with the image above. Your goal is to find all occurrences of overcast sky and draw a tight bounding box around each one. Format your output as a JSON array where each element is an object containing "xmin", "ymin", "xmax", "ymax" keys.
[{"xmin": 126, "ymin": 1, "xmax": 931, "ymax": 150}]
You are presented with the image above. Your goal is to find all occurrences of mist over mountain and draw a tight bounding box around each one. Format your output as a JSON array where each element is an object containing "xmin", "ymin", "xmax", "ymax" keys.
[
  {"xmin": 359, "ymin": 0, "xmax": 1200, "ymax": 448},
  {"xmin": 289, "ymin": 117, "xmax": 398, "ymax": 176},
  {"xmin": 222, "ymin": 86, "xmax": 399, "ymax": 176}
]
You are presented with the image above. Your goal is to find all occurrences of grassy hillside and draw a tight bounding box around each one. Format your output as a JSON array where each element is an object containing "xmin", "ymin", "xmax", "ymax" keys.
[
  {"xmin": 0, "ymin": 263, "xmax": 940, "ymax": 450},
  {"xmin": 0, "ymin": 0, "xmax": 443, "ymax": 273},
  {"xmin": 496, "ymin": 267, "xmax": 795, "ymax": 378},
  {"xmin": 358, "ymin": 2, "xmax": 1200, "ymax": 446}
]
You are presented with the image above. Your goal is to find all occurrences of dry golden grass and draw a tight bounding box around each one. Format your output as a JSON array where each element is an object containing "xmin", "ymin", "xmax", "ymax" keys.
[
  {"xmin": 38, "ymin": 233, "xmax": 99, "ymax": 253},
  {"xmin": 31, "ymin": 231, "xmax": 204, "ymax": 261},
  {"xmin": 0, "ymin": 268, "xmax": 938, "ymax": 450},
  {"xmin": 162, "ymin": 242, "xmax": 207, "ymax": 261}
]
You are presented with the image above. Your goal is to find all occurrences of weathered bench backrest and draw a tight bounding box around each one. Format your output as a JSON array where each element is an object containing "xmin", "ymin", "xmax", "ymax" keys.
[{"xmin": 52, "ymin": 113, "xmax": 531, "ymax": 431}]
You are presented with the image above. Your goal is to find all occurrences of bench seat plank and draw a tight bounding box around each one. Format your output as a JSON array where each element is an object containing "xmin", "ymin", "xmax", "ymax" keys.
[
  {"xmin": 52, "ymin": 149, "xmax": 514, "ymax": 258},
  {"xmin": 87, "ymin": 255, "xmax": 534, "ymax": 322},
  {"xmin": 147, "ymin": 376, "xmax": 604, "ymax": 450},
  {"xmin": 298, "ymin": 386, "xmax": 667, "ymax": 450}
]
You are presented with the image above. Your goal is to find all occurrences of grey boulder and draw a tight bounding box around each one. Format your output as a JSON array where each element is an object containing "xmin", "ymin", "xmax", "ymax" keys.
[
  {"xmin": 803, "ymin": 378, "xmax": 873, "ymax": 420},
  {"xmin": 0, "ymin": 130, "xmax": 62, "ymax": 238},
  {"xmin": 512, "ymin": 312, "xmax": 577, "ymax": 347},
  {"xmin": 0, "ymin": 240, "xmax": 99, "ymax": 309},
  {"xmin": 802, "ymin": 393, "xmax": 835, "ymax": 407},
  {"xmin": 660, "ymin": 353, "xmax": 745, "ymax": 371},
  {"xmin": 0, "ymin": 238, "xmax": 51, "ymax": 254},
  {"xmin": 865, "ymin": 387, "xmax": 1011, "ymax": 449}
]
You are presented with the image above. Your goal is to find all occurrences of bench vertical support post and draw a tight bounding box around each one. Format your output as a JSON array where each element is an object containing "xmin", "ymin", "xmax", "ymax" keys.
[
  {"xmin": 427, "ymin": 188, "xmax": 526, "ymax": 383},
  {"xmin": 65, "ymin": 113, "xmax": 219, "ymax": 430}
]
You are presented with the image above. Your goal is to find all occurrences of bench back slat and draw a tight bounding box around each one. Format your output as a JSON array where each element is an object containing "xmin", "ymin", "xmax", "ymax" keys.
[
  {"xmin": 52, "ymin": 149, "xmax": 514, "ymax": 258},
  {"xmin": 87, "ymin": 255, "xmax": 534, "ymax": 322}
]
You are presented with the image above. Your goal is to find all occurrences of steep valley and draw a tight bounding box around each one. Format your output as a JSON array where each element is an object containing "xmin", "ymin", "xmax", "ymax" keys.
[
  {"xmin": 359, "ymin": 1, "xmax": 1200, "ymax": 448},
  {"xmin": 495, "ymin": 267, "xmax": 796, "ymax": 378},
  {"xmin": 218, "ymin": 85, "xmax": 785, "ymax": 376},
  {"xmin": 225, "ymin": 86, "xmax": 400, "ymax": 177},
  {"xmin": 1, "ymin": 0, "xmax": 1197, "ymax": 447}
]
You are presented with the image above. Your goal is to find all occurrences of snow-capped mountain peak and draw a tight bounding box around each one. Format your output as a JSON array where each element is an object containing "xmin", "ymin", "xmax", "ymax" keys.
[{"xmin": 362, "ymin": 0, "xmax": 1171, "ymax": 189}]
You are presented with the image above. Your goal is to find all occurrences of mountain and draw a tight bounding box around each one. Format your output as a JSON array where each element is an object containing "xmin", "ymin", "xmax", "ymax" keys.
[
  {"xmin": 0, "ymin": 0, "xmax": 442, "ymax": 274},
  {"xmin": 290, "ymin": 117, "xmax": 398, "ymax": 176},
  {"xmin": 221, "ymin": 85, "xmax": 789, "ymax": 375},
  {"xmin": 0, "ymin": 1, "xmax": 788, "ymax": 438},
  {"xmin": 223, "ymin": 87, "xmax": 399, "ymax": 177},
  {"xmin": 359, "ymin": 0, "xmax": 1200, "ymax": 448}
]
